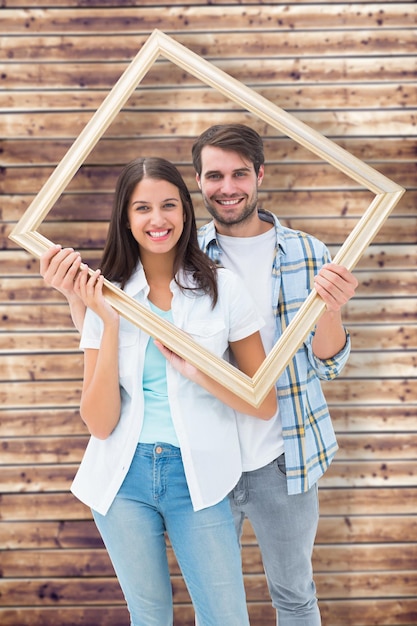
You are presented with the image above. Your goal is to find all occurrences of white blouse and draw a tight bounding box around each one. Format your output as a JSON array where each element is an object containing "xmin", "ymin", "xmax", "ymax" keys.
[{"xmin": 71, "ymin": 264, "xmax": 264, "ymax": 514}]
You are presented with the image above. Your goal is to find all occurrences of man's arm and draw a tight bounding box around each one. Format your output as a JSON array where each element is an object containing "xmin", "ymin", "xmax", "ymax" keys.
[
  {"xmin": 40, "ymin": 245, "xmax": 87, "ymax": 333},
  {"xmin": 312, "ymin": 263, "xmax": 358, "ymax": 360}
]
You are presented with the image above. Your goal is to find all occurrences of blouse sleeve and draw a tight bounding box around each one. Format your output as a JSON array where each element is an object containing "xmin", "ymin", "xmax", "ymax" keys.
[{"xmin": 79, "ymin": 308, "xmax": 103, "ymax": 351}]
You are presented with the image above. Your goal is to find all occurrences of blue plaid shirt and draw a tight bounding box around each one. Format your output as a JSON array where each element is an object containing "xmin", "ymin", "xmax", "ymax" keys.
[{"xmin": 198, "ymin": 210, "xmax": 351, "ymax": 494}]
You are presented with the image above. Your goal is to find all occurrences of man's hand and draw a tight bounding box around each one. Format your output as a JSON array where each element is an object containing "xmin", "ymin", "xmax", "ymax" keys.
[
  {"xmin": 313, "ymin": 263, "xmax": 358, "ymax": 312},
  {"xmin": 312, "ymin": 264, "xmax": 358, "ymax": 359}
]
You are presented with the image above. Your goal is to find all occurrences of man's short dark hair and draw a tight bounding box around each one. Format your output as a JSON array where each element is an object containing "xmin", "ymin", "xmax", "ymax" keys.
[{"xmin": 192, "ymin": 124, "xmax": 265, "ymax": 176}]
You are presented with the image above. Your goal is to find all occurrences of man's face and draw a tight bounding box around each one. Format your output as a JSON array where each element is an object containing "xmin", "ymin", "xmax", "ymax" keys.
[{"xmin": 196, "ymin": 146, "xmax": 264, "ymax": 229}]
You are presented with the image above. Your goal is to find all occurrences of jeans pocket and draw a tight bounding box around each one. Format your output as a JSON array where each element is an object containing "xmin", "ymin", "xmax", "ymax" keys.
[{"xmin": 275, "ymin": 453, "xmax": 287, "ymax": 477}]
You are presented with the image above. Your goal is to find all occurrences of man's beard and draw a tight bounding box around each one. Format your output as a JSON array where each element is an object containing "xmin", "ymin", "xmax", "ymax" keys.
[{"xmin": 202, "ymin": 193, "xmax": 258, "ymax": 227}]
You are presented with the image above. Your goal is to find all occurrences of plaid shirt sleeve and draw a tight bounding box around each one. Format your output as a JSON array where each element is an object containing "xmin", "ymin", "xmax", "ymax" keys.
[{"xmin": 305, "ymin": 330, "xmax": 351, "ymax": 381}]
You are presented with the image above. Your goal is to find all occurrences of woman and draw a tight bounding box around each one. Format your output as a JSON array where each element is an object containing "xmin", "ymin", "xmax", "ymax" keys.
[{"xmin": 71, "ymin": 157, "xmax": 276, "ymax": 626}]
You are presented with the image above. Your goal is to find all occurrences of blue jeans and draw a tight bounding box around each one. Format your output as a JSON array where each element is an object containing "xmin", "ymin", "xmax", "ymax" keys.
[
  {"xmin": 230, "ymin": 453, "xmax": 321, "ymax": 626},
  {"xmin": 93, "ymin": 443, "xmax": 250, "ymax": 626}
]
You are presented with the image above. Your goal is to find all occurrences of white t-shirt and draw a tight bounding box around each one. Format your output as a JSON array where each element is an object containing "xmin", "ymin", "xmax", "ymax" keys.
[
  {"xmin": 71, "ymin": 264, "xmax": 264, "ymax": 514},
  {"xmin": 217, "ymin": 230, "xmax": 285, "ymax": 471}
]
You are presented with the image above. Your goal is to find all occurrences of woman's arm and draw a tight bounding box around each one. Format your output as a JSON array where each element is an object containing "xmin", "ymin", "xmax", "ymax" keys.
[
  {"xmin": 155, "ymin": 331, "xmax": 277, "ymax": 420},
  {"xmin": 75, "ymin": 268, "xmax": 121, "ymax": 439}
]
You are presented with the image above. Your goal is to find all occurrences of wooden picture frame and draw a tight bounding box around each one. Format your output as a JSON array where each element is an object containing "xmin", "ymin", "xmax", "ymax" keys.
[{"xmin": 9, "ymin": 29, "xmax": 405, "ymax": 407}]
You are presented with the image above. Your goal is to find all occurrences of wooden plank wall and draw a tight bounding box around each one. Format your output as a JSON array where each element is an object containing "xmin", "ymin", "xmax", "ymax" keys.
[{"xmin": 1, "ymin": 1, "xmax": 416, "ymax": 624}]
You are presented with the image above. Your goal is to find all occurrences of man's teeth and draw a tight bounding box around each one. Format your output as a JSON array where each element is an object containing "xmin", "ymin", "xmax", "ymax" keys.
[
  {"xmin": 218, "ymin": 199, "xmax": 241, "ymax": 206},
  {"xmin": 149, "ymin": 230, "xmax": 168, "ymax": 238}
]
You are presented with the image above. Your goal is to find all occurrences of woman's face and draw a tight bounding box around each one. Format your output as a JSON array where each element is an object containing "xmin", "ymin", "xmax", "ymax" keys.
[{"xmin": 127, "ymin": 177, "xmax": 185, "ymax": 258}]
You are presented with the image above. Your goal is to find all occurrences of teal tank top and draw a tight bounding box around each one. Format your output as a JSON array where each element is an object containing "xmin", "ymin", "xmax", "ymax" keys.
[{"xmin": 139, "ymin": 303, "xmax": 180, "ymax": 447}]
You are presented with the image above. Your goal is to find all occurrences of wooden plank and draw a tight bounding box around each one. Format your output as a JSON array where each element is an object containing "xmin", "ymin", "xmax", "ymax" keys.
[
  {"xmin": 1, "ymin": 348, "xmax": 416, "ymax": 382},
  {"xmin": 218, "ymin": 538, "xmax": 417, "ymax": 575},
  {"xmin": 0, "ymin": 465, "xmax": 81, "ymax": 493},
  {"xmin": 2, "ymin": 459, "xmax": 416, "ymax": 493},
  {"xmin": 1, "ymin": 433, "xmax": 415, "ymax": 467},
  {"xmin": 0, "ymin": 548, "xmax": 116, "ymax": 577},
  {"xmin": 1, "ymin": 405, "xmax": 415, "ymax": 438},
  {"xmin": 0, "ymin": 520, "xmax": 101, "ymax": 549},
  {"xmin": 348, "ymin": 324, "xmax": 417, "ymax": 349},
  {"xmin": 317, "ymin": 515, "xmax": 417, "ymax": 544},
  {"xmin": 322, "ymin": 460, "xmax": 417, "ymax": 487},
  {"xmin": 318, "ymin": 487, "xmax": 417, "ymax": 515},
  {"xmin": 0, "ymin": 408, "xmax": 85, "ymax": 437},
  {"xmin": 0, "ymin": 378, "xmax": 417, "ymax": 409},
  {"xmin": 321, "ymin": 378, "xmax": 417, "ymax": 405},
  {"xmin": 2, "ymin": 488, "xmax": 416, "ymax": 521},
  {"xmin": 0, "ymin": 577, "xmax": 126, "ymax": 605},
  {"xmin": 319, "ymin": 600, "xmax": 417, "ymax": 626},
  {"xmin": 0, "ymin": 304, "xmax": 75, "ymax": 330},
  {"xmin": 336, "ymin": 433, "xmax": 417, "ymax": 460},
  {"xmin": 0, "ymin": 438, "xmax": 86, "ymax": 465},
  {"xmin": 2, "ymin": 162, "xmax": 413, "ymax": 194},
  {"xmin": 0, "ymin": 380, "xmax": 81, "ymax": 408},
  {"xmin": 2, "ymin": 137, "xmax": 416, "ymax": 167},
  {"xmin": 0, "ymin": 568, "xmax": 416, "ymax": 603},
  {"xmin": 1, "ymin": 6, "xmax": 413, "ymax": 34},
  {"xmin": 1, "ymin": 299, "xmax": 415, "ymax": 335},
  {"xmin": 0, "ymin": 30, "xmax": 415, "ymax": 61},
  {"xmin": 3, "ymin": 217, "xmax": 416, "ymax": 251},
  {"xmin": 3, "ymin": 189, "xmax": 416, "ymax": 225},
  {"xmin": 0, "ymin": 607, "xmax": 133, "ymax": 626},
  {"xmin": 0, "ymin": 332, "xmax": 80, "ymax": 352},
  {"xmin": 2, "ymin": 82, "xmax": 416, "ymax": 111},
  {"xmin": 340, "ymin": 298, "xmax": 417, "ymax": 324},
  {"xmin": 1, "ymin": 244, "xmax": 416, "ymax": 278},
  {"xmin": 0, "ymin": 493, "xmax": 91, "ymax": 521},
  {"xmin": 0, "ymin": 353, "xmax": 83, "ymax": 381},
  {"xmin": 3, "ymin": 0, "xmax": 414, "ymax": 6},
  {"xmin": 1, "ymin": 324, "xmax": 415, "ymax": 354},
  {"xmin": 341, "ymin": 351, "xmax": 417, "ymax": 377},
  {"xmin": 330, "ymin": 406, "xmax": 417, "ymax": 433},
  {"xmin": 2, "ymin": 514, "xmax": 416, "ymax": 550},
  {"xmin": 2, "ymin": 600, "xmax": 416, "ymax": 626},
  {"xmin": 3, "ymin": 56, "xmax": 416, "ymax": 90},
  {"xmin": 2, "ymin": 31, "xmax": 416, "ymax": 63},
  {"xmin": 1, "ymin": 110, "xmax": 414, "ymax": 140}
]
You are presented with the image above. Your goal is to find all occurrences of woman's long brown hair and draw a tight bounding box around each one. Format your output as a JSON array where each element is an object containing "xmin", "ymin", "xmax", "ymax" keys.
[{"xmin": 100, "ymin": 157, "xmax": 218, "ymax": 306}]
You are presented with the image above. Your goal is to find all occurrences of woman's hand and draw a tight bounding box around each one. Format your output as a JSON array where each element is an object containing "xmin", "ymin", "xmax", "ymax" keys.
[
  {"xmin": 154, "ymin": 336, "xmax": 277, "ymax": 420},
  {"xmin": 154, "ymin": 341, "xmax": 199, "ymax": 380},
  {"xmin": 40, "ymin": 245, "xmax": 82, "ymax": 298},
  {"xmin": 40, "ymin": 245, "xmax": 87, "ymax": 333},
  {"xmin": 75, "ymin": 266, "xmax": 119, "ymax": 327}
]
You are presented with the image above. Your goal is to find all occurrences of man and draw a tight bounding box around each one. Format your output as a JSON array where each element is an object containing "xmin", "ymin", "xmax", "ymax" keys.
[{"xmin": 41, "ymin": 124, "xmax": 358, "ymax": 625}]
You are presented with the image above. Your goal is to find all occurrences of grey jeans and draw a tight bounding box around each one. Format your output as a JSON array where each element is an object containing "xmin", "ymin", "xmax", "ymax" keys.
[{"xmin": 229, "ymin": 453, "xmax": 321, "ymax": 626}]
